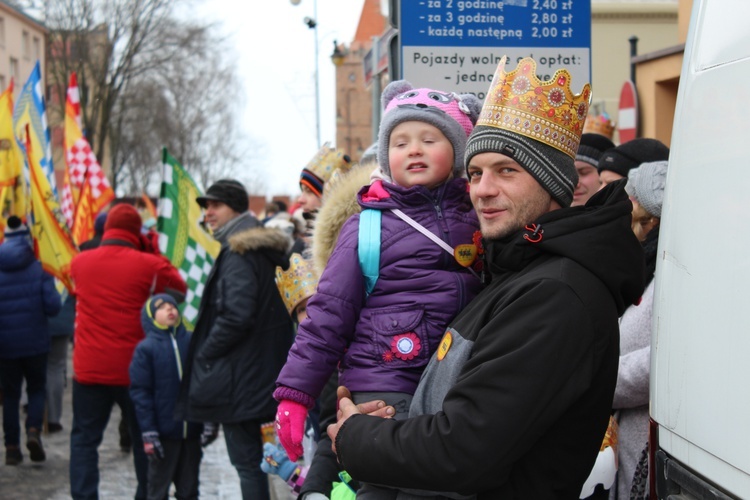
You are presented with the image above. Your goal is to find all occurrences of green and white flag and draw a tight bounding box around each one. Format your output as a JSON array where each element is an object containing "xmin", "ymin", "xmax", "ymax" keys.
[{"xmin": 157, "ymin": 148, "xmax": 220, "ymax": 327}]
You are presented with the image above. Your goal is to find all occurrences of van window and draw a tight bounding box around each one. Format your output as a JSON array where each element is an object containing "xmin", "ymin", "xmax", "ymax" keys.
[{"xmin": 694, "ymin": 0, "xmax": 750, "ymax": 70}]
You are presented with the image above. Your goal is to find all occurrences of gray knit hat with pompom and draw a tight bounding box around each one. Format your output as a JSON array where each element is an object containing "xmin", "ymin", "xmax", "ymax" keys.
[{"xmin": 377, "ymin": 81, "xmax": 481, "ymax": 179}]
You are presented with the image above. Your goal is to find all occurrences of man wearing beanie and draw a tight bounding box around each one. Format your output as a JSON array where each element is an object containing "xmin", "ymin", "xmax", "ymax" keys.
[
  {"xmin": 0, "ymin": 216, "xmax": 61, "ymax": 465},
  {"xmin": 572, "ymin": 133, "xmax": 615, "ymax": 206},
  {"xmin": 297, "ymin": 143, "xmax": 351, "ymax": 214},
  {"xmin": 176, "ymin": 178, "xmax": 293, "ymax": 500},
  {"xmin": 69, "ymin": 203, "xmax": 186, "ymax": 500},
  {"xmin": 329, "ymin": 57, "xmax": 646, "ymax": 498},
  {"xmin": 598, "ymin": 137, "xmax": 669, "ymax": 188}
]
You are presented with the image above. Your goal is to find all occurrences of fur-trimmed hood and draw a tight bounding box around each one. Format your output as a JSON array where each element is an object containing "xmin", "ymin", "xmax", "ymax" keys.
[
  {"xmin": 229, "ymin": 226, "xmax": 291, "ymax": 255},
  {"xmin": 312, "ymin": 164, "xmax": 374, "ymax": 275}
]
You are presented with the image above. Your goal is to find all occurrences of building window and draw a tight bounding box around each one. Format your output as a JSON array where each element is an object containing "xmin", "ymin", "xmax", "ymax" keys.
[
  {"xmin": 10, "ymin": 58, "xmax": 18, "ymax": 83},
  {"xmin": 0, "ymin": 18, "xmax": 5, "ymax": 47},
  {"xmin": 22, "ymin": 31, "xmax": 30, "ymax": 60},
  {"xmin": 33, "ymin": 37, "xmax": 40, "ymax": 61},
  {"xmin": 0, "ymin": 75, "xmax": 6, "ymax": 92}
]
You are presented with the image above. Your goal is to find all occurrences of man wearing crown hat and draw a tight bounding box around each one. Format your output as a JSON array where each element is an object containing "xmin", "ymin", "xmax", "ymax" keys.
[
  {"xmin": 297, "ymin": 142, "xmax": 352, "ymax": 214},
  {"xmin": 295, "ymin": 143, "xmax": 352, "ymax": 255},
  {"xmin": 328, "ymin": 57, "xmax": 646, "ymax": 498}
]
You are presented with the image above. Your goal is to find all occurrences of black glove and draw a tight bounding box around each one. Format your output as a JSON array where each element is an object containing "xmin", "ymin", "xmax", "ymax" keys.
[{"xmin": 142, "ymin": 431, "xmax": 164, "ymax": 460}]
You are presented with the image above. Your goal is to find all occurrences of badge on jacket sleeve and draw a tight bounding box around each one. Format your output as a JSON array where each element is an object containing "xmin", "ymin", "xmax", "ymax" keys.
[
  {"xmin": 437, "ymin": 330, "xmax": 453, "ymax": 361},
  {"xmin": 454, "ymin": 244, "xmax": 478, "ymax": 268}
]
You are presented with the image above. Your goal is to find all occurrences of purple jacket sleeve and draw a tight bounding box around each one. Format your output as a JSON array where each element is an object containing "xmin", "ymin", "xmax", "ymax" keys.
[{"xmin": 275, "ymin": 216, "xmax": 366, "ymax": 399}]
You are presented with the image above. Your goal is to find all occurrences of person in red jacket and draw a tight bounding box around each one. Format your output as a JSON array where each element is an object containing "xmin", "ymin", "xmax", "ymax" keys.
[{"xmin": 69, "ymin": 203, "xmax": 186, "ymax": 500}]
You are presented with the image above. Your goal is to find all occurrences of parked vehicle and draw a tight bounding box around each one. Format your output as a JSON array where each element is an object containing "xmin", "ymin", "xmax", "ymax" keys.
[{"xmin": 649, "ymin": 0, "xmax": 750, "ymax": 498}]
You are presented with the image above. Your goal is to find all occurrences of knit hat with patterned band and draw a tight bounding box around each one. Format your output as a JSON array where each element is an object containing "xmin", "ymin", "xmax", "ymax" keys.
[
  {"xmin": 378, "ymin": 80, "xmax": 482, "ymax": 179},
  {"xmin": 146, "ymin": 293, "xmax": 180, "ymax": 319},
  {"xmin": 299, "ymin": 143, "xmax": 351, "ymax": 198},
  {"xmin": 576, "ymin": 133, "xmax": 615, "ymax": 168},
  {"xmin": 465, "ymin": 57, "xmax": 592, "ymax": 207}
]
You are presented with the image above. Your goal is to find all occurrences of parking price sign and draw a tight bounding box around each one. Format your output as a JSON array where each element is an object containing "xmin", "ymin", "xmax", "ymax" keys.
[{"xmin": 398, "ymin": 0, "xmax": 591, "ymax": 99}]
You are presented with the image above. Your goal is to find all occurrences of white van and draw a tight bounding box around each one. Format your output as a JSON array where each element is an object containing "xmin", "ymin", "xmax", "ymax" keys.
[{"xmin": 649, "ymin": 0, "xmax": 750, "ymax": 498}]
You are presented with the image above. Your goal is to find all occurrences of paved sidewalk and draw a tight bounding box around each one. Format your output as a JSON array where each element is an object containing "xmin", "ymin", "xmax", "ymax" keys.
[{"xmin": 0, "ymin": 349, "xmax": 293, "ymax": 499}]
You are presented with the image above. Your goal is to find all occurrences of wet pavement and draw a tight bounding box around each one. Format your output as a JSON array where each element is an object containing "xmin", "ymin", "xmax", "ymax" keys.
[{"xmin": 0, "ymin": 349, "xmax": 294, "ymax": 499}]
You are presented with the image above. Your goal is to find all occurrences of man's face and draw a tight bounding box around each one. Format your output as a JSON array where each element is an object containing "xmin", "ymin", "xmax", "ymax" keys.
[
  {"xmin": 572, "ymin": 160, "xmax": 601, "ymax": 206},
  {"xmin": 203, "ymin": 200, "xmax": 239, "ymax": 231},
  {"xmin": 298, "ymin": 185, "xmax": 322, "ymax": 213},
  {"xmin": 468, "ymin": 152, "xmax": 557, "ymax": 240},
  {"xmin": 599, "ymin": 170, "xmax": 624, "ymax": 190}
]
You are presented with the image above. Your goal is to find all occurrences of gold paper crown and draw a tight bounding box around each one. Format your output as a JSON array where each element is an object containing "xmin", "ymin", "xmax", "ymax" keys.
[
  {"xmin": 477, "ymin": 57, "xmax": 592, "ymax": 159},
  {"xmin": 275, "ymin": 253, "xmax": 319, "ymax": 316},
  {"xmin": 582, "ymin": 112, "xmax": 616, "ymax": 140},
  {"xmin": 302, "ymin": 142, "xmax": 352, "ymax": 185}
]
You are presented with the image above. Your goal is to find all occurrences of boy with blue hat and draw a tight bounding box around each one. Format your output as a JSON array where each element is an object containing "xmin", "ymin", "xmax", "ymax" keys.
[{"xmin": 129, "ymin": 294, "xmax": 217, "ymax": 499}]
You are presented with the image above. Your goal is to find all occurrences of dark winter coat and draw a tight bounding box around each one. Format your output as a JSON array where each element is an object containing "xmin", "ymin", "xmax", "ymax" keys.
[
  {"xmin": 48, "ymin": 294, "xmax": 76, "ymax": 338},
  {"xmin": 175, "ymin": 217, "xmax": 294, "ymax": 424},
  {"xmin": 0, "ymin": 231, "xmax": 61, "ymax": 359},
  {"xmin": 334, "ymin": 180, "xmax": 646, "ymax": 499},
  {"xmin": 129, "ymin": 303, "xmax": 201, "ymax": 440},
  {"xmin": 276, "ymin": 178, "xmax": 482, "ymax": 402}
]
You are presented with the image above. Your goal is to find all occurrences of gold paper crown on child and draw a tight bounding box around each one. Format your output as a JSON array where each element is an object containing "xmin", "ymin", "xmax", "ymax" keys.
[
  {"xmin": 275, "ymin": 253, "xmax": 319, "ymax": 316},
  {"xmin": 477, "ymin": 56, "xmax": 592, "ymax": 159},
  {"xmin": 300, "ymin": 142, "xmax": 352, "ymax": 197},
  {"xmin": 583, "ymin": 112, "xmax": 616, "ymax": 140}
]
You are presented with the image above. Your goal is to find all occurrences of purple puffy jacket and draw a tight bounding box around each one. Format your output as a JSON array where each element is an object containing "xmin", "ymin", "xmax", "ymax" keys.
[{"xmin": 275, "ymin": 178, "xmax": 482, "ymax": 403}]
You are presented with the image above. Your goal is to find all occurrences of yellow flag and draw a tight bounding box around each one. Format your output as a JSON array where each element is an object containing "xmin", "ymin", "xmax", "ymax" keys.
[
  {"xmin": 23, "ymin": 124, "xmax": 78, "ymax": 291},
  {"xmin": 0, "ymin": 80, "xmax": 26, "ymax": 217},
  {"xmin": 13, "ymin": 62, "xmax": 77, "ymax": 291}
]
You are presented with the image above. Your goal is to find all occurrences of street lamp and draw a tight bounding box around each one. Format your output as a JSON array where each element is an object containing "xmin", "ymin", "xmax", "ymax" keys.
[
  {"xmin": 330, "ymin": 40, "xmax": 347, "ymax": 67},
  {"xmin": 292, "ymin": 0, "xmax": 321, "ymax": 149}
]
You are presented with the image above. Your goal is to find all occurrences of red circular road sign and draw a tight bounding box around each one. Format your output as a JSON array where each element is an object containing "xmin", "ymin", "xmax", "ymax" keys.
[{"xmin": 618, "ymin": 81, "xmax": 639, "ymax": 143}]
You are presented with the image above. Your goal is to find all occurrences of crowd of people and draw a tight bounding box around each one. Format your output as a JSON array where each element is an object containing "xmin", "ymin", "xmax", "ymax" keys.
[{"xmin": 0, "ymin": 55, "xmax": 673, "ymax": 500}]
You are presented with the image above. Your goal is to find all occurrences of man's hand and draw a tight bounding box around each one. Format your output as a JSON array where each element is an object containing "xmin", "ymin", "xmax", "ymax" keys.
[{"xmin": 327, "ymin": 386, "xmax": 395, "ymax": 455}]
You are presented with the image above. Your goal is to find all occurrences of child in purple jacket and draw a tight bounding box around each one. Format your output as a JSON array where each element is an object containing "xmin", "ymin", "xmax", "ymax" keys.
[{"xmin": 274, "ymin": 81, "xmax": 484, "ymax": 468}]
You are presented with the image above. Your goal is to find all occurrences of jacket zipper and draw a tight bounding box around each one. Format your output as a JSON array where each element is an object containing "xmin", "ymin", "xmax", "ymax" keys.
[{"xmin": 170, "ymin": 332, "xmax": 188, "ymax": 439}]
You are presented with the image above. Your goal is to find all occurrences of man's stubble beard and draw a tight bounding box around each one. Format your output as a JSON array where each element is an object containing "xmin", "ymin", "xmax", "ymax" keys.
[{"xmin": 477, "ymin": 189, "xmax": 553, "ymax": 241}]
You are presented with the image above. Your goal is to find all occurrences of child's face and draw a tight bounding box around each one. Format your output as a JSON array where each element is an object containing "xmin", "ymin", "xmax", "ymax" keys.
[
  {"xmin": 154, "ymin": 302, "xmax": 180, "ymax": 327},
  {"xmin": 389, "ymin": 121, "xmax": 454, "ymax": 189},
  {"xmin": 294, "ymin": 297, "xmax": 309, "ymax": 324}
]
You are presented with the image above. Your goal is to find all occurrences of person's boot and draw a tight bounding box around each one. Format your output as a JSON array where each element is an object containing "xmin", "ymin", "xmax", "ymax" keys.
[
  {"xmin": 26, "ymin": 428, "xmax": 46, "ymax": 462},
  {"xmin": 5, "ymin": 445, "xmax": 22, "ymax": 465}
]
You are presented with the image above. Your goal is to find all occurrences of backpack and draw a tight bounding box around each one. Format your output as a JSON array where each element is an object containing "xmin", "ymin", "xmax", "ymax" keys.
[{"xmin": 358, "ymin": 208, "xmax": 381, "ymax": 296}]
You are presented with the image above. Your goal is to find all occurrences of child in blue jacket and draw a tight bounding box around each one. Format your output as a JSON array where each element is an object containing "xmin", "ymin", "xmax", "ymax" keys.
[{"xmin": 130, "ymin": 294, "xmax": 217, "ymax": 500}]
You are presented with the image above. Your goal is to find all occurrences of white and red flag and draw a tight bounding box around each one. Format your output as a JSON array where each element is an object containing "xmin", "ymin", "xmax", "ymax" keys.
[{"xmin": 64, "ymin": 72, "xmax": 114, "ymax": 245}]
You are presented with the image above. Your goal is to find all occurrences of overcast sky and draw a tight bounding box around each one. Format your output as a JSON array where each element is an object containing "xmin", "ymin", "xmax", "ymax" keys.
[{"xmin": 197, "ymin": 0, "xmax": 367, "ymax": 198}]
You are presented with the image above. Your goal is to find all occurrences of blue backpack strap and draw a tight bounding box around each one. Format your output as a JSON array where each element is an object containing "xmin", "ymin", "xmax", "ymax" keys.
[{"xmin": 358, "ymin": 209, "xmax": 381, "ymax": 296}]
